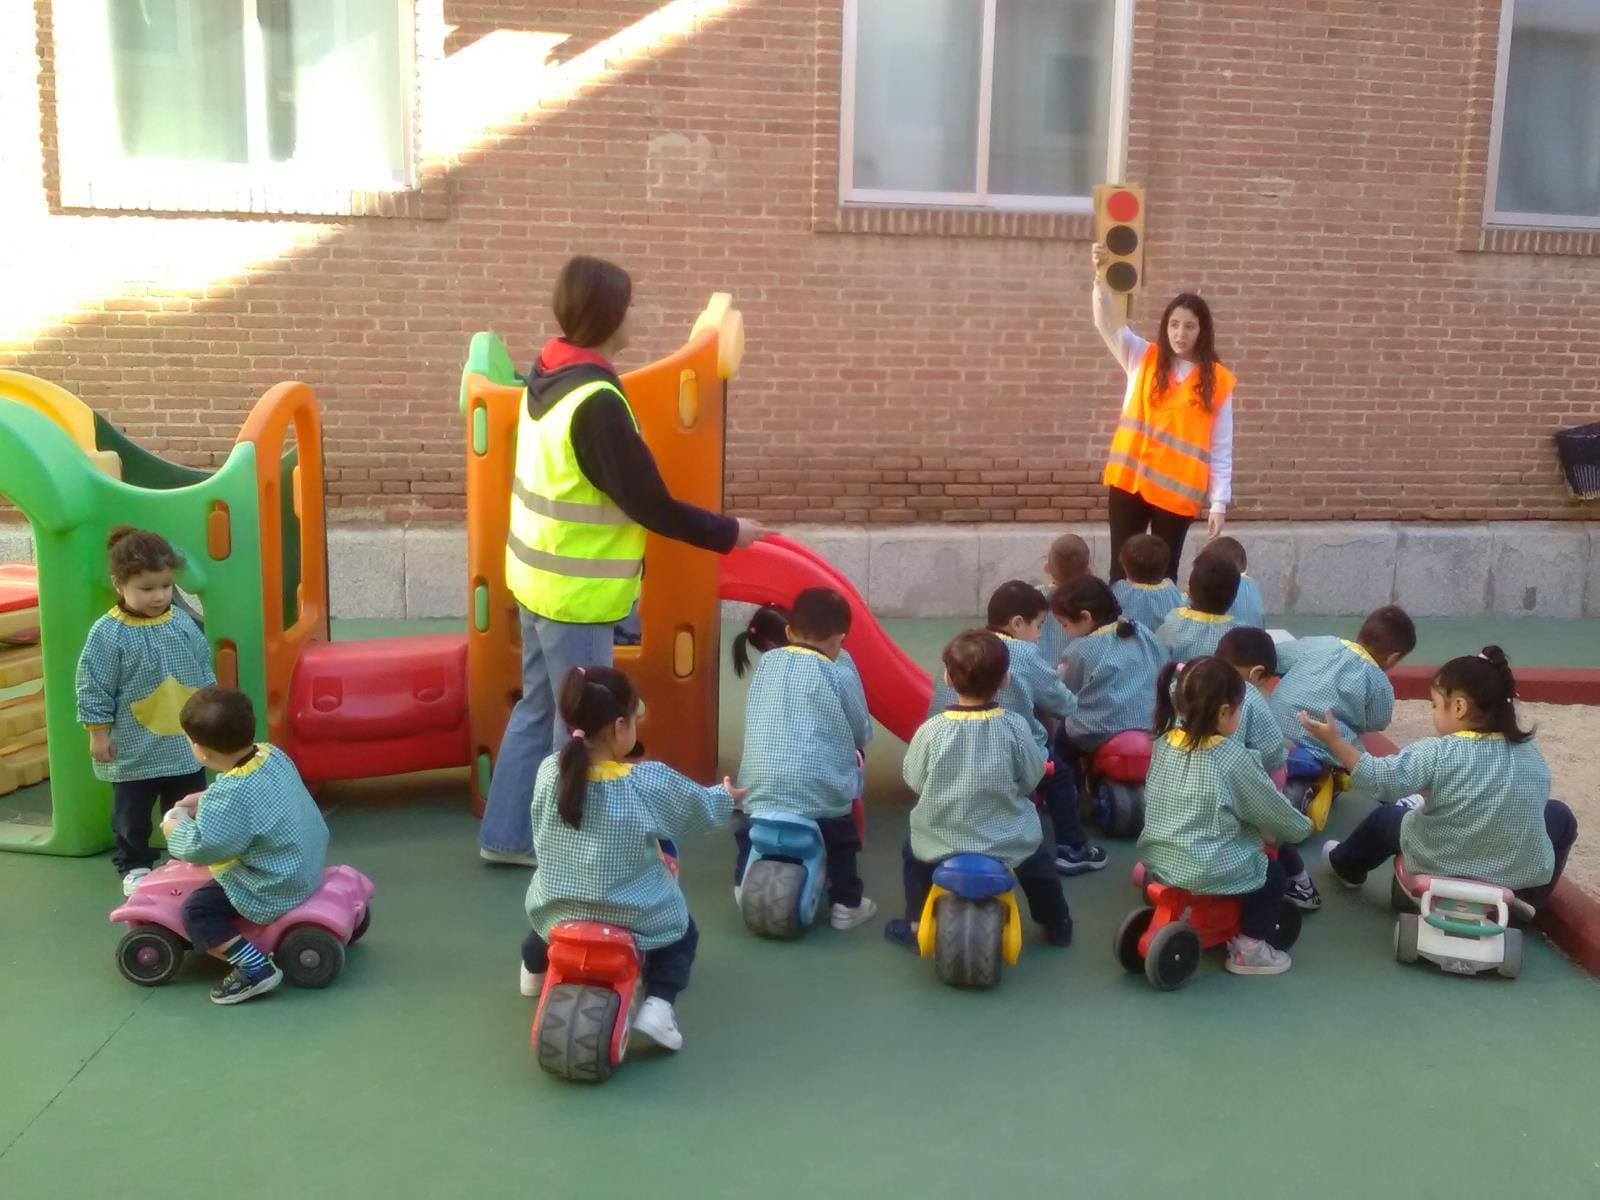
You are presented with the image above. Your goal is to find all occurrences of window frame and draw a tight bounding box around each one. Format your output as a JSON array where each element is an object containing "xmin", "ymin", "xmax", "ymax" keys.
[
  {"xmin": 51, "ymin": 0, "xmax": 420, "ymax": 216},
  {"xmin": 1483, "ymin": 0, "xmax": 1600, "ymax": 232},
  {"xmin": 837, "ymin": 0, "xmax": 1133, "ymax": 214}
]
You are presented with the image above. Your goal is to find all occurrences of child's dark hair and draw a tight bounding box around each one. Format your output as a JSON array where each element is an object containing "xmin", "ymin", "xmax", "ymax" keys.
[
  {"xmin": 1048, "ymin": 534, "xmax": 1091, "ymax": 584},
  {"xmin": 107, "ymin": 526, "xmax": 182, "ymax": 585},
  {"xmin": 1119, "ymin": 533, "xmax": 1171, "ymax": 584},
  {"xmin": 180, "ymin": 686, "xmax": 256, "ymax": 754},
  {"xmin": 1433, "ymin": 646, "xmax": 1534, "ymax": 744},
  {"xmin": 555, "ymin": 667, "xmax": 639, "ymax": 830},
  {"xmin": 732, "ymin": 604, "xmax": 789, "ymax": 678},
  {"xmin": 1358, "ymin": 605, "xmax": 1417, "ymax": 662},
  {"xmin": 1051, "ymin": 576, "xmax": 1137, "ymax": 639},
  {"xmin": 1153, "ymin": 657, "xmax": 1246, "ymax": 748},
  {"xmin": 1187, "ymin": 553, "xmax": 1241, "ymax": 615},
  {"xmin": 1216, "ymin": 626, "xmax": 1277, "ymax": 676},
  {"xmin": 1205, "ymin": 536, "xmax": 1247, "ymax": 573},
  {"xmin": 986, "ymin": 580, "xmax": 1049, "ymax": 630},
  {"xmin": 552, "ymin": 255, "xmax": 632, "ymax": 349},
  {"xmin": 790, "ymin": 587, "xmax": 852, "ymax": 643},
  {"xmin": 943, "ymin": 630, "xmax": 1009, "ymax": 701}
]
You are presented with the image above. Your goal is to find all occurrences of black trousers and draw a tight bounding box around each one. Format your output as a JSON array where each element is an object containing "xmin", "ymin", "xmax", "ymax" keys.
[
  {"xmin": 1237, "ymin": 854, "xmax": 1290, "ymax": 941},
  {"xmin": 181, "ymin": 880, "xmax": 243, "ymax": 950},
  {"xmin": 900, "ymin": 837, "xmax": 1071, "ymax": 933},
  {"xmin": 522, "ymin": 919, "xmax": 699, "ymax": 1003},
  {"xmin": 1107, "ymin": 486, "xmax": 1193, "ymax": 583},
  {"xmin": 733, "ymin": 813, "xmax": 864, "ymax": 907},
  {"xmin": 112, "ymin": 768, "xmax": 207, "ymax": 875}
]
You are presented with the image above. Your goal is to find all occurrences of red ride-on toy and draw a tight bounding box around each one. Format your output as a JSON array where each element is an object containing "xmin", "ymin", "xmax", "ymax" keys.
[
  {"xmin": 1115, "ymin": 859, "xmax": 1301, "ymax": 990},
  {"xmin": 1089, "ymin": 730, "xmax": 1153, "ymax": 837},
  {"xmin": 532, "ymin": 922, "xmax": 643, "ymax": 1084}
]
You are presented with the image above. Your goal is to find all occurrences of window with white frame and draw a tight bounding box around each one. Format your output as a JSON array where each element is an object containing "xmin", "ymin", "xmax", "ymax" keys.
[
  {"xmin": 840, "ymin": 0, "xmax": 1130, "ymax": 213},
  {"xmin": 52, "ymin": 0, "xmax": 417, "ymax": 215},
  {"xmin": 1488, "ymin": 0, "xmax": 1600, "ymax": 229}
]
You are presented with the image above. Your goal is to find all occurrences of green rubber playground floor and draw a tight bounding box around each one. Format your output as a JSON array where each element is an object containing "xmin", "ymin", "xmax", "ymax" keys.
[{"xmin": 2, "ymin": 618, "xmax": 1598, "ymax": 1198}]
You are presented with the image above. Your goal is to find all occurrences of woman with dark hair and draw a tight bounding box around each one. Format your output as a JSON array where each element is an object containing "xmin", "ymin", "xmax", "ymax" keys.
[{"xmin": 1090, "ymin": 245, "xmax": 1237, "ymax": 582}]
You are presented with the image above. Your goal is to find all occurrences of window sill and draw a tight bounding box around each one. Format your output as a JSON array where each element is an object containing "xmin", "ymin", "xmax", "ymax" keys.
[
  {"xmin": 814, "ymin": 203, "xmax": 1094, "ymax": 240},
  {"xmin": 1459, "ymin": 225, "xmax": 1600, "ymax": 257},
  {"xmin": 53, "ymin": 164, "xmax": 449, "ymax": 221}
]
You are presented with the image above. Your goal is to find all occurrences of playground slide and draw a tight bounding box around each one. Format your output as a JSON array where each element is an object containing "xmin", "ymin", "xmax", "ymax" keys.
[{"xmin": 721, "ymin": 536, "xmax": 931, "ymax": 743}]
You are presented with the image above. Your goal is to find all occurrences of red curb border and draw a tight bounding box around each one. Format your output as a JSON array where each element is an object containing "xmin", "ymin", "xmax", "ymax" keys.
[
  {"xmin": 1392, "ymin": 665, "xmax": 1600, "ymax": 706},
  {"xmin": 1364, "ymin": 732, "xmax": 1599, "ymax": 978}
]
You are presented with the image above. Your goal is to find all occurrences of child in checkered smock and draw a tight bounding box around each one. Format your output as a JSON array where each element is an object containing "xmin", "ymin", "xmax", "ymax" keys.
[
  {"xmin": 1138, "ymin": 659, "xmax": 1315, "ymax": 976},
  {"xmin": 1037, "ymin": 533, "xmax": 1092, "ymax": 670},
  {"xmin": 1112, "ymin": 533, "xmax": 1184, "ymax": 632},
  {"xmin": 1270, "ymin": 606, "xmax": 1417, "ymax": 763},
  {"xmin": 1301, "ymin": 647, "xmax": 1578, "ymax": 910},
  {"xmin": 1155, "ymin": 552, "xmax": 1239, "ymax": 663},
  {"xmin": 733, "ymin": 589, "xmax": 876, "ymax": 931},
  {"xmin": 1204, "ymin": 537, "xmax": 1265, "ymax": 628},
  {"xmin": 521, "ymin": 666, "xmax": 741, "ymax": 1053},
  {"xmin": 75, "ymin": 527, "xmax": 216, "ymax": 895},
  {"xmin": 884, "ymin": 630, "xmax": 1073, "ymax": 951},
  {"xmin": 1215, "ymin": 627, "xmax": 1289, "ymax": 774}
]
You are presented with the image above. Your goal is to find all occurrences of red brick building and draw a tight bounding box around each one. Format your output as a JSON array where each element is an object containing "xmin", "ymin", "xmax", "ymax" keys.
[{"xmin": 2, "ymin": 0, "xmax": 1598, "ymax": 528}]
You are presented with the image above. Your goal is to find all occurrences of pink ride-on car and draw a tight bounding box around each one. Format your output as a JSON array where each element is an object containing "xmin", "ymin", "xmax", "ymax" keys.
[{"xmin": 111, "ymin": 861, "xmax": 374, "ymax": 989}]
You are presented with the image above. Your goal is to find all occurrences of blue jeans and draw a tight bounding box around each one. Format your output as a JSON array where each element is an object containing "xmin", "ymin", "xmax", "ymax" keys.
[{"xmin": 478, "ymin": 606, "xmax": 614, "ymax": 855}]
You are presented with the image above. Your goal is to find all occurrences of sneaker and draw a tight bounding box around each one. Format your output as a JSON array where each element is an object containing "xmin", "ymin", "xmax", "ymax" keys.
[
  {"xmin": 121, "ymin": 867, "xmax": 151, "ymax": 897},
  {"xmin": 210, "ymin": 961, "xmax": 283, "ymax": 1005},
  {"xmin": 631, "ymin": 997, "xmax": 683, "ymax": 1051},
  {"xmin": 829, "ymin": 897, "xmax": 878, "ymax": 930},
  {"xmin": 1321, "ymin": 840, "xmax": 1361, "ymax": 888},
  {"xmin": 1043, "ymin": 918, "xmax": 1074, "ymax": 948},
  {"xmin": 519, "ymin": 964, "xmax": 545, "ymax": 998},
  {"xmin": 1055, "ymin": 842, "xmax": 1109, "ymax": 876},
  {"xmin": 1393, "ymin": 794, "xmax": 1425, "ymax": 812},
  {"xmin": 479, "ymin": 847, "xmax": 537, "ymax": 868},
  {"xmin": 1285, "ymin": 875, "xmax": 1322, "ymax": 911},
  {"xmin": 883, "ymin": 918, "xmax": 918, "ymax": 950},
  {"xmin": 1224, "ymin": 936, "xmax": 1291, "ymax": 976}
]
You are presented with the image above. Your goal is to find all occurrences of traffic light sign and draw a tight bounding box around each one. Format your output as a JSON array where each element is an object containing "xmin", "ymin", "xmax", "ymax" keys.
[{"xmin": 1094, "ymin": 183, "xmax": 1145, "ymax": 312}]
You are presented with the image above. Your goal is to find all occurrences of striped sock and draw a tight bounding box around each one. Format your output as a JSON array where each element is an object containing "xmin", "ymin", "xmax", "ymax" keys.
[{"xmin": 224, "ymin": 938, "xmax": 270, "ymax": 975}]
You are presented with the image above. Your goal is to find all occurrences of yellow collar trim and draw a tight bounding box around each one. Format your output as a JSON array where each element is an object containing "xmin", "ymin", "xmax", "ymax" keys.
[
  {"xmin": 1450, "ymin": 731, "xmax": 1503, "ymax": 741},
  {"xmin": 778, "ymin": 645, "xmax": 829, "ymax": 661},
  {"xmin": 942, "ymin": 708, "xmax": 1003, "ymax": 722},
  {"xmin": 1126, "ymin": 581, "xmax": 1172, "ymax": 592},
  {"xmin": 1176, "ymin": 608, "xmax": 1232, "ymax": 624},
  {"xmin": 222, "ymin": 745, "xmax": 271, "ymax": 778},
  {"xmin": 1090, "ymin": 622, "xmax": 1120, "ymax": 638},
  {"xmin": 108, "ymin": 605, "xmax": 174, "ymax": 627},
  {"xmin": 1165, "ymin": 730, "xmax": 1225, "ymax": 750},
  {"xmin": 1340, "ymin": 639, "xmax": 1379, "ymax": 667},
  {"xmin": 588, "ymin": 760, "xmax": 634, "ymax": 781},
  {"xmin": 994, "ymin": 633, "xmax": 1021, "ymax": 643}
]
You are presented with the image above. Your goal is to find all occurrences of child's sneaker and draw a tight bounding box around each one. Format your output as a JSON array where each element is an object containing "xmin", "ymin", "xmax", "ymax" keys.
[
  {"xmin": 210, "ymin": 961, "xmax": 283, "ymax": 1005},
  {"xmin": 519, "ymin": 964, "xmax": 545, "ymax": 998},
  {"xmin": 631, "ymin": 997, "xmax": 683, "ymax": 1051},
  {"xmin": 829, "ymin": 897, "xmax": 878, "ymax": 930},
  {"xmin": 1285, "ymin": 875, "xmax": 1322, "ymax": 911},
  {"xmin": 1055, "ymin": 842, "xmax": 1108, "ymax": 876},
  {"xmin": 120, "ymin": 867, "xmax": 151, "ymax": 897},
  {"xmin": 883, "ymin": 918, "xmax": 918, "ymax": 950},
  {"xmin": 1393, "ymin": 793, "xmax": 1424, "ymax": 812},
  {"xmin": 479, "ymin": 846, "xmax": 537, "ymax": 868},
  {"xmin": 1043, "ymin": 918, "xmax": 1074, "ymax": 948},
  {"xmin": 1321, "ymin": 840, "xmax": 1361, "ymax": 888},
  {"xmin": 1224, "ymin": 936, "xmax": 1291, "ymax": 976}
]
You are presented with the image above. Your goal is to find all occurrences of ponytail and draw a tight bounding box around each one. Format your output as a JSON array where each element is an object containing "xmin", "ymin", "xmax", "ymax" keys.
[
  {"xmin": 553, "ymin": 666, "xmax": 640, "ymax": 829},
  {"xmin": 1115, "ymin": 619, "xmax": 1137, "ymax": 639},
  {"xmin": 732, "ymin": 604, "xmax": 790, "ymax": 678},
  {"xmin": 1153, "ymin": 657, "xmax": 1244, "ymax": 749},
  {"xmin": 1152, "ymin": 661, "xmax": 1182, "ymax": 738},
  {"xmin": 1433, "ymin": 645, "xmax": 1534, "ymax": 745}
]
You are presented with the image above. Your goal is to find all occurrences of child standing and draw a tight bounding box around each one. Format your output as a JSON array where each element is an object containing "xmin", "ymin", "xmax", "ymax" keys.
[
  {"xmin": 76, "ymin": 527, "xmax": 216, "ymax": 895},
  {"xmin": 1111, "ymin": 534, "xmax": 1184, "ymax": 632},
  {"xmin": 161, "ymin": 687, "xmax": 329, "ymax": 1005},
  {"xmin": 1138, "ymin": 659, "xmax": 1315, "ymax": 975},
  {"xmin": 1270, "ymin": 606, "xmax": 1416, "ymax": 762},
  {"xmin": 1204, "ymin": 537, "xmax": 1265, "ymax": 628},
  {"xmin": 1038, "ymin": 533, "xmax": 1092, "ymax": 669},
  {"xmin": 1215, "ymin": 626, "xmax": 1290, "ymax": 775},
  {"xmin": 1301, "ymin": 648, "xmax": 1578, "ymax": 909},
  {"xmin": 1155, "ymin": 553, "xmax": 1240, "ymax": 662},
  {"xmin": 887, "ymin": 631, "xmax": 1072, "ymax": 949},
  {"xmin": 730, "ymin": 603, "xmax": 790, "ymax": 678},
  {"xmin": 734, "ymin": 588, "xmax": 876, "ymax": 929},
  {"xmin": 521, "ymin": 667, "xmax": 741, "ymax": 1051}
]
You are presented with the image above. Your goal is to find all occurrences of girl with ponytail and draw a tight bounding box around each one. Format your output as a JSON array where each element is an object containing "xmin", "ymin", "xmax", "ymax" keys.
[
  {"xmin": 520, "ymin": 666, "xmax": 745, "ymax": 1053},
  {"xmin": 731, "ymin": 603, "xmax": 790, "ymax": 678},
  {"xmin": 1302, "ymin": 646, "xmax": 1578, "ymax": 910}
]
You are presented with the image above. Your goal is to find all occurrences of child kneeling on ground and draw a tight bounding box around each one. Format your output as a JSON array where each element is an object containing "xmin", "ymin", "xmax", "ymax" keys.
[
  {"xmin": 886, "ymin": 631, "xmax": 1073, "ymax": 950},
  {"xmin": 733, "ymin": 588, "xmax": 876, "ymax": 930},
  {"xmin": 162, "ymin": 686, "xmax": 329, "ymax": 1006},
  {"xmin": 1300, "ymin": 647, "xmax": 1578, "ymax": 910},
  {"xmin": 1156, "ymin": 553, "xmax": 1240, "ymax": 662},
  {"xmin": 520, "ymin": 667, "xmax": 743, "ymax": 1052},
  {"xmin": 1138, "ymin": 659, "xmax": 1315, "ymax": 976}
]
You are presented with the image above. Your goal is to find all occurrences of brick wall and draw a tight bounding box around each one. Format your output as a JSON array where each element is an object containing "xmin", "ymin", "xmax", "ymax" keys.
[{"xmin": 1, "ymin": 0, "xmax": 1596, "ymax": 525}]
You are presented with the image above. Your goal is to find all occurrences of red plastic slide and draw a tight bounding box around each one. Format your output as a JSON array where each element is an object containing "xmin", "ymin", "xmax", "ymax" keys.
[{"xmin": 721, "ymin": 535, "xmax": 931, "ymax": 742}]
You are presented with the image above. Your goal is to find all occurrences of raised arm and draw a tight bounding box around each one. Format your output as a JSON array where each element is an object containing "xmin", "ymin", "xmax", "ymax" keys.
[{"xmin": 1090, "ymin": 244, "xmax": 1131, "ymax": 362}]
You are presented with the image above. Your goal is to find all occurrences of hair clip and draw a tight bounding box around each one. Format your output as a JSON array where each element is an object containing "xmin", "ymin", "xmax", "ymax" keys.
[{"xmin": 571, "ymin": 729, "xmax": 586, "ymax": 740}]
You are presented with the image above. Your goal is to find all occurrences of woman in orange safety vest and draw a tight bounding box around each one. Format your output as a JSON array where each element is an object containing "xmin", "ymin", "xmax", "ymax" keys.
[{"xmin": 1091, "ymin": 243, "xmax": 1236, "ymax": 582}]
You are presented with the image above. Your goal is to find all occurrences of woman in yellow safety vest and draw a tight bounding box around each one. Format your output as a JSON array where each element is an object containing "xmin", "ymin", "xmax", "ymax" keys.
[
  {"xmin": 479, "ymin": 257, "xmax": 769, "ymax": 865},
  {"xmin": 1091, "ymin": 243, "xmax": 1236, "ymax": 583}
]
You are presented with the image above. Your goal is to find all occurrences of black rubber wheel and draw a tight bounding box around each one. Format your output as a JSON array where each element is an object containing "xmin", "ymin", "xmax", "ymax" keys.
[
  {"xmin": 1104, "ymin": 783, "xmax": 1144, "ymax": 838},
  {"xmin": 739, "ymin": 859, "xmax": 806, "ymax": 939},
  {"xmin": 1498, "ymin": 928, "xmax": 1523, "ymax": 980},
  {"xmin": 276, "ymin": 925, "xmax": 345, "ymax": 988},
  {"xmin": 1389, "ymin": 876, "xmax": 1417, "ymax": 913},
  {"xmin": 1266, "ymin": 900, "xmax": 1303, "ymax": 951},
  {"xmin": 348, "ymin": 906, "xmax": 372, "ymax": 946},
  {"xmin": 1114, "ymin": 906, "xmax": 1155, "ymax": 973},
  {"xmin": 1394, "ymin": 913, "xmax": 1420, "ymax": 964},
  {"xmin": 933, "ymin": 895, "xmax": 1004, "ymax": 989},
  {"xmin": 537, "ymin": 983, "xmax": 621, "ymax": 1083},
  {"xmin": 117, "ymin": 925, "xmax": 188, "ymax": 986},
  {"xmin": 1143, "ymin": 922, "xmax": 1202, "ymax": 991}
]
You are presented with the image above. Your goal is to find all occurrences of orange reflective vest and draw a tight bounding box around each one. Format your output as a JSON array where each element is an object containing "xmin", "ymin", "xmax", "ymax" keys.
[{"xmin": 1102, "ymin": 345, "xmax": 1235, "ymax": 518}]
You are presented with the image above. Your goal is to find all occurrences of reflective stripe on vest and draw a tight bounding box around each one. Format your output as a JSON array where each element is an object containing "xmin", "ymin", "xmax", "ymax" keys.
[
  {"xmin": 505, "ymin": 377, "xmax": 647, "ymax": 623},
  {"xmin": 1102, "ymin": 345, "xmax": 1233, "ymax": 518}
]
